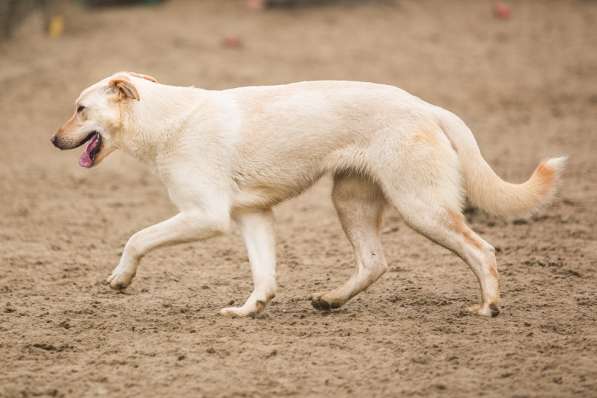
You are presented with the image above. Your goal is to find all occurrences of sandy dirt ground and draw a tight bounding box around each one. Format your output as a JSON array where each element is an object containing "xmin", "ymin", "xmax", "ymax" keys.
[{"xmin": 0, "ymin": 1, "xmax": 596, "ymax": 397}]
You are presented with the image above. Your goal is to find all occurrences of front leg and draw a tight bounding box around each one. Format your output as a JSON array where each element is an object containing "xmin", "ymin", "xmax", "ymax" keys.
[
  {"xmin": 220, "ymin": 209, "xmax": 277, "ymax": 318},
  {"xmin": 107, "ymin": 210, "xmax": 229, "ymax": 290}
]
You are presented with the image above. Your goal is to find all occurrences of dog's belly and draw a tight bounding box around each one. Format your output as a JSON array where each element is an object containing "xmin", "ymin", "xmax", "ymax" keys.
[
  {"xmin": 231, "ymin": 158, "xmax": 327, "ymax": 210},
  {"xmin": 230, "ymin": 138, "xmax": 373, "ymax": 211},
  {"xmin": 232, "ymin": 178, "xmax": 320, "ymax": 210}
]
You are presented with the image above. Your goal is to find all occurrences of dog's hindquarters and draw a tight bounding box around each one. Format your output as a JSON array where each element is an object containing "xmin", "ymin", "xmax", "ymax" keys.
[
  {"xmin": 366, "ymin": 121, "xmax": 501, "ymax": 315},
  {"xmin": 310, "ymin": 118, "xmax": 501, "ymax": 314}
]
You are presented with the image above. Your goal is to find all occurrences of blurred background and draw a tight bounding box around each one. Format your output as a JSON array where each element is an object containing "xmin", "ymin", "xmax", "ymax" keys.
[{"xmin": 1, "ymin": 1, "xmax": 596, "ymax": 397}]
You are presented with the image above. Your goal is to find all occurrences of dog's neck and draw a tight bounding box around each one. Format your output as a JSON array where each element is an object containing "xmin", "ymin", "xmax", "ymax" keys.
[{"xmin": 117, "ymin": 84, "xmax": 209, "ymax": 165}]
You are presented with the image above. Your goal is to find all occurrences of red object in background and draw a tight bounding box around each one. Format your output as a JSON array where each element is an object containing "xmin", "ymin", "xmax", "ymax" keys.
[
  {"xmin": 247, "ymin": 0, "xmax": 266, "ymax": 10},
  {"xmin": 222, "ymin": 35, "xmax": 243, "ymax": 49},
  {"xmin": 494, "ymin": 1, "xmax": 512, "ymax": 20}
]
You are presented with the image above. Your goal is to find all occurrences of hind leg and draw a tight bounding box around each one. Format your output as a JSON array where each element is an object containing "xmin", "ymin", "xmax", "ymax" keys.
[
  {"xmin": 387, "ymin": 192, "xmax": 500, "ymax": 316},
  {"xmin": 311, "ymin": 174, "xmax": 388, "ymax": 311},
  {"xmin": 370, "ymin": 124, "xmax": 500, "ymax": 316}
]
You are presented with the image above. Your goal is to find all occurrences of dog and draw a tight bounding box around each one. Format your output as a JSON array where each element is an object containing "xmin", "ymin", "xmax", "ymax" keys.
[{"xmin": 51, "ymin": 72, "xmax": 566, "ymax": 318}]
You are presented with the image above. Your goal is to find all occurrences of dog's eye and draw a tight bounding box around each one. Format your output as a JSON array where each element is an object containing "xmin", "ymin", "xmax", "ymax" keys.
[{"xmin": 77, "ymin": 105, "xmax": 85, "ymax": 113}]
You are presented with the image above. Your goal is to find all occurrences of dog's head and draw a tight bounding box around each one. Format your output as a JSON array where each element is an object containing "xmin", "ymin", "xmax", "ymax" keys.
[{"xmin": 50, "ymin": 72, "xmax": 158, "ymax": 168}]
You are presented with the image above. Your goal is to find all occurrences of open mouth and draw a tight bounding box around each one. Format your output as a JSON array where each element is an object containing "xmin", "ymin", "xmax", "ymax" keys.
[{"xmin": 79, "ymin": 132, "xmax": 102, "ymax": 168}]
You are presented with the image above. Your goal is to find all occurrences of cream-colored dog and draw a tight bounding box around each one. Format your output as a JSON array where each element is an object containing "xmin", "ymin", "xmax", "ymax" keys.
[{"xmin": 51, "ymin": 72, "xmax": 566, "ymax": 318}]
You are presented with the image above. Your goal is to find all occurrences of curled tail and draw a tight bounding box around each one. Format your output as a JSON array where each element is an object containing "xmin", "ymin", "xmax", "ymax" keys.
[{"xmin": 435, "ymin": 108, "xmax": 567, "ymax": 217}]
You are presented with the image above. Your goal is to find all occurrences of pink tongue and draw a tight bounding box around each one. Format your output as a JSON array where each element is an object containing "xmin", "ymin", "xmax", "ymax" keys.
[{"xmin": 79, "ymin": 134, "xmax": 99, "ymax": 168}]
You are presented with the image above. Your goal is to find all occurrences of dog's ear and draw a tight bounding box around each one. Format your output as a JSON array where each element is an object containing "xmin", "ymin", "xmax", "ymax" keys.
[
  {"xmin": 129, "ymin": 72, "xmax": 158, "ymax": 83},
  {"xmin": 109, "ymin": 77, "xmax": 140, "ymax": 101}
]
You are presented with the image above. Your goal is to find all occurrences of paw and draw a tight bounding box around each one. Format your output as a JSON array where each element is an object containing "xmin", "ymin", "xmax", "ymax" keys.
[
  {"xmin": 106, "ymin": 269, "xmax": 136, "ymax": 290},
  {"xmin": 468, "ymin": 303, "xmax": 500, "ymax": 317},
  {"xmin": 220, "ymin": 300, "xmax": 266, "ymax": 318},
  {"xmin": 310, "ymin": 293, "xmax": 342, "ymax": 311}
]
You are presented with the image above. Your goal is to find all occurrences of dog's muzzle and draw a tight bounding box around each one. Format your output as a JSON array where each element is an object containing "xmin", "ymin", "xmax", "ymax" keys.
[{"xmin": 50, "ymin": 131, "xmax": 96, "ymax": 150}]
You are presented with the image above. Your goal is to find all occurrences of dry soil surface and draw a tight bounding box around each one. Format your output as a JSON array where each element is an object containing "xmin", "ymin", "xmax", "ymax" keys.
[{"xmin": 1, "ymin": 1, "xmax": 596, "ymax": 397}]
